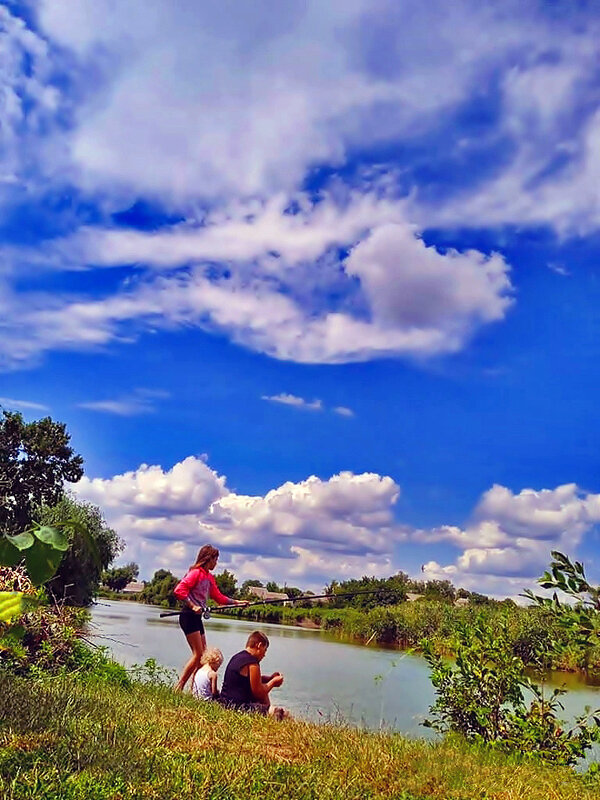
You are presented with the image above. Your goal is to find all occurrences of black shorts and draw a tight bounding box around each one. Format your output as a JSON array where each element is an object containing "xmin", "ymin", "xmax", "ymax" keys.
[{"xmin": 178, "ymin": 608, "xmax": 205, "ymax": 636}]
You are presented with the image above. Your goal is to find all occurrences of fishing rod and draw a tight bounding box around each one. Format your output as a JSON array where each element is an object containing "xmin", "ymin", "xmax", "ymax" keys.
[{"xmin": 158, "ymin": 588, "xmax": 398, "ymax": 619}]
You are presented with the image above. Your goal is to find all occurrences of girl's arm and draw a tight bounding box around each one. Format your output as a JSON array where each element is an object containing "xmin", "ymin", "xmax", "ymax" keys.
[{"xmin": 207, "ymin": 573, "xmax": 247, "ymax": 606}]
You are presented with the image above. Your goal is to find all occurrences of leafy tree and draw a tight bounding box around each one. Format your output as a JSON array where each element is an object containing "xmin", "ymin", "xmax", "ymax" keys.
[
  {"xmin": 283, "ymin": 586, "xmax": 303, "ymax": 599},
  {"xmin": 0, "ymin": 411, "xmax": 84, "ymax": 535},
  {"xmin": 423, "ymin": 579, "xmax": 456, "ymax": 603},
  {"xmin": 38, "ymin": 496, "xmax": 122, "ymax": 606},
  {"xmin": 240, "ymin": 579, "xmax": 263, "ymax": 598},
  {"xmin": 214, "ymin": 568, "xmax": 237, "ymax": 599},
  {"xmin": 140, "ymin": 570, "xmax": 178, "ymax": 608},
  {"xmin": 102, "ymin": 563, "xmax": 139, "ymax": 592},
  {"xmin": 325, "ymin": 575, "xmax": 407, "ymax": 608},
  {"xmin": 265, "ymin": 580, "xmax": 281, "ymax": 593}
]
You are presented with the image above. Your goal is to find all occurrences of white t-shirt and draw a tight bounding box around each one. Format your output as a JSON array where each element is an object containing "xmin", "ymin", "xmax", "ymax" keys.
[{"xmin": 193, "ymin": 664, "xmax": 216, "ymax": 700}]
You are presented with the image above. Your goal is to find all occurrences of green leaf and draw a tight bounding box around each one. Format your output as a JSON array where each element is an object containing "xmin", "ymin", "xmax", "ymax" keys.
[
  {"xmin": 24, "ymin": 539, "xmax": 64, "ymax": 586},
  {"xmin": 0, "ymin": 591, "xmax": 23, "ymax": 623},
  {"xmin": 33, "ymin": 525, "xmax": 69, "ymax": 551},
  {"xmin": 70, "ymin": 519, "xmax": 100, "ymax": 568},
  {"xmin": 6, "ymin": 531, "xmax": 35, "ymax": 551},
  {"xmin": 0, "ymin": 536, "xmax": 22, "ymax": 567}
]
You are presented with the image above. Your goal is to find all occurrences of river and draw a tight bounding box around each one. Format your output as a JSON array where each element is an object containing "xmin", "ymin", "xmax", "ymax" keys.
[{"xmin": 90, "ymin": 599, "xmax": 600, "ymax": 740}]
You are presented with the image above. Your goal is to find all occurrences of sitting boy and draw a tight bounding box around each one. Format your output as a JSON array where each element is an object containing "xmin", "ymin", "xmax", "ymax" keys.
[{"xmin": 219, "ymin": 630, "xmax": 287, "ymax": 718}]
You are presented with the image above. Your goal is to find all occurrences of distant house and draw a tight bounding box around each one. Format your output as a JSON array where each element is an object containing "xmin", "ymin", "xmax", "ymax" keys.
[
  {"xmin": 123, "ymin": 581, "xmax": 145, "ymax": 594},
  {"xmin": 405, "ymin": 592, "xmax": 424, "ymax": 603},
  {"xmin": 247, "ymin": 586, "xmax": 289, "ymax": 603},
  {"xmin": 454, "ymin": 597, "xmax": 470, "ymax": 607}
]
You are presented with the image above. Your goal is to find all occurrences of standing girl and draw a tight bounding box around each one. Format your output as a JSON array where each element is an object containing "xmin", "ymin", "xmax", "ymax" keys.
[{"xmin": 173, "ymin": 544, "xmax": 245, "ymax": 691}]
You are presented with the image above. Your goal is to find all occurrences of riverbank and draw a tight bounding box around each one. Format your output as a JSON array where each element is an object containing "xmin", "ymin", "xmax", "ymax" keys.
[
  {"xmin": 2, "ymin": 671, "xmax": 599, "ymax": 800},
  {"xmin": 214, "ymin": 601, "xmax": 600, "ymax": 679}
]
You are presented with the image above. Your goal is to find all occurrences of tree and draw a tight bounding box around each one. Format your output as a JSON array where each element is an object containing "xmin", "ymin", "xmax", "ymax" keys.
[
  {"xmin": 39, "ymin": 496, "xmax": 123, "ymax": 606},
  {"xmin": 240, "ymin": 579, "xmax": 263, "ymax": 598},
  {"xmin": 266, "ymin": 580, "xmax": 280, "ymax": 593},
  {"xmin": 423, "ymin": 579, "xmax": 456, "ymax": 603},
  {"xmin": 283, "ymin": 586, "xmax": 303, "ymax": 599},
  {"xmin": 140, "ymin": 570, "xmax": 178, "ymax": 608},
  {"xmin": 102, "ymin": 563, "xmax": 139, "ymax": 592},
  {"xmin": 0, "ymin": 411, "xmax": 84, "ymax": 535},
  {"xmin": 214, "ymin": 569, "xmax": 237, "ymax": 599},
  {"xmin": 324, "ymin": 575, "xmax": 407, "ymax": 608}
]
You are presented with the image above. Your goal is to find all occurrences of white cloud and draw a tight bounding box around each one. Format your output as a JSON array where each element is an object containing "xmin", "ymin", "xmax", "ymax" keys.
[
  {"xmin": 72, "ymin": 457, "xmax": 402, "ymax": 586},
  {"xmin": 262, "ymin": 393, "xmax": 354, "ymax": 416},
  {"xmin": 0, "ymin": 396, "xmax": 49, "ymax": 412},
  {"xmin": 419, "ymin": 483, "xmax": 600, "ymax": 595},
  {"xmin": 31, "ymin": 0, "xmax": 531, "ymax": 204},
  {"xmin": 0, "ymin": 193, "xmax": 514, "ymax": 368},
  {"xmin": 262, "ymin": 394, "xmax": 323, "ymax": 412},
  {"xmin": 78, "ymin": 388, "xmax": 168, "ymax": 416},
  {"xmin": 74, "ymin": 456, "xmax": 227, "ymax": 517},
  {"xmin": 72, "ymin": 454, "xmax": 600, "ymax": 595},
  {"xmin": 2, "ymin": 1, "xmax": 599, "ymax": 373},
  {"xmin": 333, "ymin": 406, "xmax": 354, "ymax": 417}
]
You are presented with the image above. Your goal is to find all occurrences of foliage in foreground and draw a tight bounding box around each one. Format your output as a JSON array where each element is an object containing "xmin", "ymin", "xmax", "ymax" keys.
[
  {"xmin": 1, "ymin": 672, "xmax": 600, "ymax": 800},
  {"xmin": 422, "ymin": 617, "xmax": 600, "ymax": 765},
  {"xmin": 40, "ymin": 496, "xmax": 123, "ymax": 606}
]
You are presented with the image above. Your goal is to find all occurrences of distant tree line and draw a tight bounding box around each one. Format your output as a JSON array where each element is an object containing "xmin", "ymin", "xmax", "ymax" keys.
[{"xmin": 118, "ymin": 565, "xmax": 494, "ymax": 610}]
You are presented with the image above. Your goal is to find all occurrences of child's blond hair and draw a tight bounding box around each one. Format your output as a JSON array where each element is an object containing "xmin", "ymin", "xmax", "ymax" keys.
[{"xmin": 200, "ymin": 647, "xmax": 223, "ymax": 668}]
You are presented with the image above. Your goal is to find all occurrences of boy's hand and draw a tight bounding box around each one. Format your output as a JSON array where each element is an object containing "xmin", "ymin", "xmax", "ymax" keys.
[{"xmin": 271, "ymin": 674, "xmax": 284, "ymax": 688}]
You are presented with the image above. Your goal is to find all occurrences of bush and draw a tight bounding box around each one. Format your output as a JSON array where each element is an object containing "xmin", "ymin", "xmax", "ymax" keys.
[{"xmin": 422, "ymin": 615, "xmax": 600, "ymax": 766}]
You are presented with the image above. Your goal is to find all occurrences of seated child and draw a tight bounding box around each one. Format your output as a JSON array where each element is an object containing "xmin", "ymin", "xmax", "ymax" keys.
[
  {"xmin": 219, "ymin": 630, "xmax": 288, "ymax": 718},
  {"xmin": 192, "ymin": 647, "xmax": 223, "ymax": 700}
]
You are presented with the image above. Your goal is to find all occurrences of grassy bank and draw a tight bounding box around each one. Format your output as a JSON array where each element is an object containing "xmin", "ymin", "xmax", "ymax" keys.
[
  {"xmin": 1, "ymin": 671, "xmax": 599, "ymax": 800},
  {"xmin": 218, "ymin": 601, "xmax": 600, "ymax": 677}
]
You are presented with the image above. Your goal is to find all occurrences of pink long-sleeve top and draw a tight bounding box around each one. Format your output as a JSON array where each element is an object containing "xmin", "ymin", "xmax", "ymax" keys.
[{"xmin": 174, "ymin": 566, "xmax": 232, "ymax": 608}]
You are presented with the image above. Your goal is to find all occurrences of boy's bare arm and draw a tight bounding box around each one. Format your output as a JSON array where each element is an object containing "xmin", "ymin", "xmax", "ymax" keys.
[
  {"xmin": 248, "ymin": 665, "xmax": 284, "ymax": 702},
  {"xmin": 248, "ymin": 664, "xmax": 270, "ymax": 703}
]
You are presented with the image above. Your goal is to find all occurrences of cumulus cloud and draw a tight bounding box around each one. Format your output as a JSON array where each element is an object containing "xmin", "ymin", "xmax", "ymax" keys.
[
  {"xmin": 72, "ymin": 457, "xmax": 402, "ymax": 586},
  {"xmin": 419, "ymin": 483, "xmax": 600, "ymax": 596},
  {"xmin": 74, "ymin": 456, "xmax": 227, "ymax": 517},
  {"xmin": 72, "ymin": 453, "xmax": 600, "ymax": 596}
]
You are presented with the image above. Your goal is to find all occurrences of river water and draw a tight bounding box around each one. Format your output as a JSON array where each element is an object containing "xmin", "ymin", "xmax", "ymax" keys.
[{"xmin": 90, "ymin": 600, "xmax": 600, "ymax": 740}]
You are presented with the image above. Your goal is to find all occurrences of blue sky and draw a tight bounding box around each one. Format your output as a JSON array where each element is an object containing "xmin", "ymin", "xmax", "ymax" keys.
[{"xmin": 2, "ymin": 0, "xmax": 600, "ymax": 595}]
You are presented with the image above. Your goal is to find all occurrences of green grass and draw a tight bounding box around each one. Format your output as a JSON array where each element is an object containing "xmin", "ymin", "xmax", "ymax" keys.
[{"xmin": 1, "ymin": 671, "xmax": 599, "ymax": 800}]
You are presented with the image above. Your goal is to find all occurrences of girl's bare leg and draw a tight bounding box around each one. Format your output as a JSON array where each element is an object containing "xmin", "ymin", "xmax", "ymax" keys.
[{"xmin": 175, "ymin": 631, "xmax": 206, "ymax": 691}]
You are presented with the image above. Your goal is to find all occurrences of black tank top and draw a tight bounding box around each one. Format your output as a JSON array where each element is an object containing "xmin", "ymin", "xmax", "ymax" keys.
[{"xmin": 220, "ymin": 650, "xmax": 259, "ymax": 705}]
